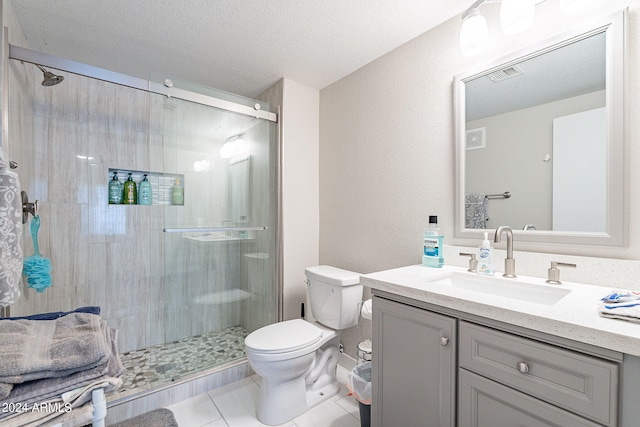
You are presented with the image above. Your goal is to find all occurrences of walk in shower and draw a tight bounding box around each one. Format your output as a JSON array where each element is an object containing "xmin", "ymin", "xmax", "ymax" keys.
[{"xmin": 5, "ymin": 46, "xmax": 280, "ymax": 400}]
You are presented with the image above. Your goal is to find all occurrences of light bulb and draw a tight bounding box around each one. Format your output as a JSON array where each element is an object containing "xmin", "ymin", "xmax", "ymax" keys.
[
  {"xmin": 500, "ymin": 0, "xmax": 535, "ymax": 35},
  {"xmin": 460, "ymin": 9, "xmax": 488, "ymax": 57}
]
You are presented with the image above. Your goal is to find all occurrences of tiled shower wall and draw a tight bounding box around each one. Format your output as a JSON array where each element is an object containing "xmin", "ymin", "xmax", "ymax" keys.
[{"xmin": 7, "ymin": 59, "xmax": 277, "ymax": 353}]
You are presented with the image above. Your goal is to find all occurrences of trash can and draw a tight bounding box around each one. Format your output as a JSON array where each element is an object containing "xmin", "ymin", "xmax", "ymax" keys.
[{"xmin": 347, "ymin": 362, "xmax": 372, "ymax": 427}]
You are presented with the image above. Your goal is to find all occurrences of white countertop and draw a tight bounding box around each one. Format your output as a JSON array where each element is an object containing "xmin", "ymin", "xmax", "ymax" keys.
[{"xmin": 361, "ymin": 264, "xmax": 640, "ymax": 357}]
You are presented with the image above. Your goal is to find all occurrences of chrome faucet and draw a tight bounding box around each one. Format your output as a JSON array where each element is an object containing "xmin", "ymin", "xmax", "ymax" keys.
[{"xmin": 494, "ymin": 226, "xmax": 516, "ymax": 278}]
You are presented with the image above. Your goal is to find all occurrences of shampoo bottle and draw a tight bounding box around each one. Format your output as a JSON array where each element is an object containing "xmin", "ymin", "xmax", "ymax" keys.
[
  {"xmin": 139, "ymin": 174, "xmax": 152, "ymax": 205},
  {"xmin": 478, "ymin": 232, "xmax": 494, "ymax": 275},
  {"xmin": 122, "ymin": 172, "xmax": 137, "ymax": 205},
  {"xmin": 108, "ymin": 171, "xmax": 122, "ymax": 204},
  {"xmin": 171, "ymin": 177, "xmax": 184, "ymax": 205},
  {"xmin": 422, "ymin": 215, "xmax": 444, "ymax": 268}
]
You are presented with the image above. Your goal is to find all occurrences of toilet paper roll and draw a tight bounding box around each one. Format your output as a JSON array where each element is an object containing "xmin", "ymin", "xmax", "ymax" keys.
[{"xmin": 361, "ymin": 299, "xmax": 373, "ymax": 320}]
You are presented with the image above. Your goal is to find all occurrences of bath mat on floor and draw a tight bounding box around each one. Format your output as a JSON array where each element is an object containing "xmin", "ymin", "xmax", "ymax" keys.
[{"xmin": 111, "ymin": 408, "xmax": 178, "ymax": 427}]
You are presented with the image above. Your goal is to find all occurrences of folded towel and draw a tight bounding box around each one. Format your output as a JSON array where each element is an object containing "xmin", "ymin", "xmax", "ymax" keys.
[
  {"xmin": 465, "ymin": 193, "xmax": 488, "ymax": 229},
  {"xmin": 0, "ymin": 153, "xmax": 23, "ymax": 308},
  {"xmin": 0, "ymin": 313, "xmax": 109, "ymax": 393},
  {"xmin": 0, "ymin": 326, "xmax": 123, "ymax": 412},
  {"xmin": 598, "ymin": 301, "xmax": 640, "ymax": 323}
]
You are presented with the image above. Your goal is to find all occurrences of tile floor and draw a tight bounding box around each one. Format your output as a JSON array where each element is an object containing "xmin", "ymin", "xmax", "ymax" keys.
[{"xmin": 166, "ymin": 366, "xmax": 363, "ymax": 427}]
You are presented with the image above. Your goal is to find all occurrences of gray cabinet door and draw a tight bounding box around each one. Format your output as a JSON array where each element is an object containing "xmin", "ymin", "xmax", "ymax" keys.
[
  {"xmin": 458, "ymin": 369, "xmax": 602, "ymax": 427},
  {"xmin": 372, "ymin": 297, "xmax": 456, "ymax": 427}
]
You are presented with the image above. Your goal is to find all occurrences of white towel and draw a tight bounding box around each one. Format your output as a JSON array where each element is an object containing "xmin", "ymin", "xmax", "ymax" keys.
[
  {"xmin": 598, "ymin": 301, "xmax": 640, "ymax": 323},
  {"xmin": 0, "ymin": 151, "xmax": 22, "ymax": 308}
]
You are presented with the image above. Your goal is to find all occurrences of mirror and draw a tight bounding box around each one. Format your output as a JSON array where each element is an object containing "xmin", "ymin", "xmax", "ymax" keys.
[{"xmin": 454, "ymin": 10, "xmax": 626, "ymax": 246}]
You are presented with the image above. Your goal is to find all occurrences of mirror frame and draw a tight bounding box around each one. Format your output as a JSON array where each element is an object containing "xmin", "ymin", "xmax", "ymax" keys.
[{"xmin": 453, "ymin": 9, "xmax": 627, "ymax": 247}]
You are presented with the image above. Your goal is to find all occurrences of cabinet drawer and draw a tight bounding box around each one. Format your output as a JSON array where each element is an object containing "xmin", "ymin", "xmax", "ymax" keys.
[
  {"xmin": 459, "ymin": 321, "xmax": 618, "ymax": 426},
  {"xmin": 459, "ymin": 369, "xmax": 603, "ymax": 427}
]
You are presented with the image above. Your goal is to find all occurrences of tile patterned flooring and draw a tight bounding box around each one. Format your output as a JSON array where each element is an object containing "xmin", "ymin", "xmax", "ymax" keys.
[
  {"xmin": 166, "ymin": 366, "xmax": 362, "ymax": 427},
  {"xmin": 117, "ymin": 326, "xmax": 249, "ymax": 395}
]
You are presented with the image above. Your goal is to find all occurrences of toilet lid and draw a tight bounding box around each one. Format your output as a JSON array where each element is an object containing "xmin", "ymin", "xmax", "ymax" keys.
[{"xmin": 245, "ymin": 319, "xmax": 323, "ymax": 353}]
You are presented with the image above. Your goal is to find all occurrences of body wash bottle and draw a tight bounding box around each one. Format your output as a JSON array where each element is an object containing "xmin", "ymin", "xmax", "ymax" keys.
[
  {"xmin": 422, "ymin": 215, "xmax": 444, "ymax": 268},
  {"xmin": 478, "ymin": 232, "xmax": 494, "ymax": 275},
  {"xmin": 108, "ymin": 171, "xmax": 122, "ymax": 204},
  {"xmin": 122, "ymin": 172, "xmax": 137, "ymax": 205},
  {"xmin": 139, "ymin": 174, "xmax": 152, "ymax": 205}
]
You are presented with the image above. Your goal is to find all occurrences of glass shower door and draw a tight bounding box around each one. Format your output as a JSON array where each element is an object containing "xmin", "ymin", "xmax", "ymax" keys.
[{"xmin": 148, "ymin": 80, "xmax": 278, "ymax": 384}]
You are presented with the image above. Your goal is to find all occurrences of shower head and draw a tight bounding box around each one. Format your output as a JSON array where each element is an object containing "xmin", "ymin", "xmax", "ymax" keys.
[{"xmin": 35, "ymin": 64, "xmax": 64, "ymax": 87}]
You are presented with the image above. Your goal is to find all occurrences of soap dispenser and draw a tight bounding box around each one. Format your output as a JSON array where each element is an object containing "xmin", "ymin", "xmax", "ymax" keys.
[
  {"xmin": 478, "ymin": 232, "xmax": 494, "ymax": 275},
  {"xmin": 122, "ymin": 173, "xmax": 137, "ymax": 205},
  {"xmin": 139, "ymin": 174, "xmax": 152, "ymax": 205},
  {"xmin": 108, "ymin": 171, "xmax": 122, "ymax": 204}
]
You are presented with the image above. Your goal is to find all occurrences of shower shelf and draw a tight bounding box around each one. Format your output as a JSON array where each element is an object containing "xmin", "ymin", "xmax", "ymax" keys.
[
  {"xmin": 163, "ymin": 226, "xmax": 267, "ymax": 233},
  {"xmin": 108, "ymin": 168, "xmax": 184, "ymax": 206}
]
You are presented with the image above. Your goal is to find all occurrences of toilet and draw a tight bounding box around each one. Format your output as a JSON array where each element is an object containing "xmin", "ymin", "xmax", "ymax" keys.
[{"xmin": 244, "ymin": 265, "xmax": 363, "ymax": 425}]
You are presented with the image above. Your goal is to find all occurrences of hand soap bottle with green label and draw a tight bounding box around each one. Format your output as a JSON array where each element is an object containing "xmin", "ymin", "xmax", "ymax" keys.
[{"xmin": 422, "ymin": 215, "xmax": 444, "ymax": 268}]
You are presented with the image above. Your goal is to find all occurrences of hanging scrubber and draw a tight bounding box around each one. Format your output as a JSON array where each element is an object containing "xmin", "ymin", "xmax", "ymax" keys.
[{"xmin": 23, "ymin": 215, "xmax": 52, "ymax": 292}]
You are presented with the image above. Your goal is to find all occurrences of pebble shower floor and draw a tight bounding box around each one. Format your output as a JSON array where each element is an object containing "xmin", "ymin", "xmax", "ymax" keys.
[{"xmin": 116, "ymin": 325, "xmax": 249, "ymax": 395}]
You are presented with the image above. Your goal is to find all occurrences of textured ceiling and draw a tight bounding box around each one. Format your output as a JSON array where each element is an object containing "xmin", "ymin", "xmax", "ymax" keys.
[{"xmin": 11, "ymin": 0, "xmax": 471, "ymax": 98}]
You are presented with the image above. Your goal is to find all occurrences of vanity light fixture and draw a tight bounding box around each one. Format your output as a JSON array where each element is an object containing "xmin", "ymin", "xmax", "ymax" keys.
[
  {"xmin": 460, "ymin": 8, "xmax": 488, "ymax": 57},
  {"xmin": 220, "ymin": 135, "xmax": 246, "ymax": 159},
  {"xmin": 459, "ymin": 0, "xmax": 545, "ymax": 56}
]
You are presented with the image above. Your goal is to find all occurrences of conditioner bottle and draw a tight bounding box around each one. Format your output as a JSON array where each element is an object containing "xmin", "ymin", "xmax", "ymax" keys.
[
  {"xmin": 139, "ymin": 174, "xmax": 152, "ymax": 205},
  {"xmin": 122, "ymin": 173, "xmax": 137, "ymax": 205}
]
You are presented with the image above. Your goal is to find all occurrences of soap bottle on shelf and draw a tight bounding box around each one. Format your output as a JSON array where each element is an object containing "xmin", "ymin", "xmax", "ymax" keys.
[
  {"xmin": 171, "ymin": 177, "xmax": 184, "ymax": 205},
  {"xmin": 122, "ymin": 172, "xmax": 137, "ymax": 205},
  {"xmin": 422, "ymin": 215, "xmax": 444, "ymax": 268},
  {"xmin": 139, "ymin": 174, "xmax": 152, "ymax": 205},
  {"xmin": 478, "ymin": 232, "xmax": 494, "ymax": 275},
  {"xmin": 108, "ymin": 171, "xmax": 122, "ymax": 204}
]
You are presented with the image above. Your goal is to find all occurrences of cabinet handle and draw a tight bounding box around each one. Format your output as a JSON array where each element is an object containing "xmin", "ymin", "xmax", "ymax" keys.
[
  {"xmin": 440, "ymin": 336, "xmax": 449, "ymax": 346},
  {"xmin": 516, "ymin": 362, "xmax": 529, "ymax": 374}
]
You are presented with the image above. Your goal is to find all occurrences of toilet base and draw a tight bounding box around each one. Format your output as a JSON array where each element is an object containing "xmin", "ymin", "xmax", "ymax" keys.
[{"xmin": 256, "ymin": 376, "xmax": 340, "ymax": 426}]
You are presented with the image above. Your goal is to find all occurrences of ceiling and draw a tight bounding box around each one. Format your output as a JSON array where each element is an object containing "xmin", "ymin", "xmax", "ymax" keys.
[{"xmin": 11, "ymin": 0, "xmax": 471, "ymax": 99}]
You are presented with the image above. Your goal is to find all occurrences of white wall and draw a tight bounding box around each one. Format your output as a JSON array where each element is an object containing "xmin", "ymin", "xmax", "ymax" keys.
[
  {"xmin": 280, "ymin": 79, "xmax": 320, "ymax": 320},
  {"xmin": 319, "ymin": 0, "xmax": 640, "ymax": 276}
]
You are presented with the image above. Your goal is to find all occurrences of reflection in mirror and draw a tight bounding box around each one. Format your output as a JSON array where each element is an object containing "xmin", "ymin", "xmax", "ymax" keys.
[{"xmin": 454, "ymin": 10, "xmax": 626, "ymax": 246}]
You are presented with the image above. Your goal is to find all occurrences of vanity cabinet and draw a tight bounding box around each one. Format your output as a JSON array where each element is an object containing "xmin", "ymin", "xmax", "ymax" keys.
[
  {"xmin": 372, "ymin": 296, "xmax": 456, "ymax": 427},
  {"xmin": 458, "ymin": 321, "xmax": 618, "ymax": 427},
  {"xmin": 372, "ymin": 294, "xmax": 620, "ymax": 427}
]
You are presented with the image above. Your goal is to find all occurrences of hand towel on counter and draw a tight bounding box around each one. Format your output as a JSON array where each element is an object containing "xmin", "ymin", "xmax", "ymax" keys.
[
  {"xmin": 0, "ymin": 152, "xmax": 23, "ymax": 308},
  {"xmin": 0, "ymin": 313, "xmax": 110, "ymax": 397},
  {"xmin": 465, "ymin": 193, "xmax": 488, "ymax": 229},
  {"xmin": 598, "ymin": 301, "xmax": 640, "ymax": 323}
]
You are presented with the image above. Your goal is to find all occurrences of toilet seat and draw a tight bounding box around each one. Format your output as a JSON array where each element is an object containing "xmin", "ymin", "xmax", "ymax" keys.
[{"xmin": 245, "ymin": 319, "xmax": 323, "ymax": 353}]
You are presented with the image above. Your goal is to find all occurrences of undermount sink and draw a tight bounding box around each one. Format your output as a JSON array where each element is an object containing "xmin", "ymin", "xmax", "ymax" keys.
[{"xmin": 428, "ymin": 272, "xmax": 571, "ymax": 306}]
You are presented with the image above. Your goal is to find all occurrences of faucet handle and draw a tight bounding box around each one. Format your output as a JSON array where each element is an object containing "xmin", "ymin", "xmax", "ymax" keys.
[
  {"xmin": 459, "ymin": 252, "xmax": 478, "ymax": 272},
  {"xmin": 546, "ymin": 261, "xmax": 576, "ymax": 284}
]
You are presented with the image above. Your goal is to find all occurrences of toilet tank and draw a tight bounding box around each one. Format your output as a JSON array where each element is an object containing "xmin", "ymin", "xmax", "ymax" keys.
[{"xmin": 305, "ymin": 265, "xmax": 363, "ymax": 329}]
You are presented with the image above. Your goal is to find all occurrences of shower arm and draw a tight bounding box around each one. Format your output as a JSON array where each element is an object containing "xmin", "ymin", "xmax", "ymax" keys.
[{"xmin": 163, "ymin": 226, "xmax": 267, "ymax": 233}]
